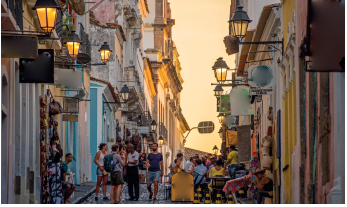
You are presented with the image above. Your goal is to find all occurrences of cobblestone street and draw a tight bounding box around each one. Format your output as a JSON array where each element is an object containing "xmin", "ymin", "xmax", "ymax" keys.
[{"xmin": 82, "ymin": 183, "xmax": 190, "ymax": 204}]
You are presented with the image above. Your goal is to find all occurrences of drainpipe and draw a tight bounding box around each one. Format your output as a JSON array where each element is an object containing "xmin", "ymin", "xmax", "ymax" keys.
[{"xmin": 312, "ymin": 72, "xmax": 317, "ymax": 203}]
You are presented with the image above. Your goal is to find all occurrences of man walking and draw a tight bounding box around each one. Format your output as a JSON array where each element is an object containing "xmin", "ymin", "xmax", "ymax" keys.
[
  {"xmin": 110, "ymin": 144, "xmax": 124, "ymax": 204},
  {"xmin": 224, "ymin": 145, "xmax": 238, "ymax": 179},
  {"xmin": 126, "ymin": 144, "xmax": 140, "ymax": 201},
  {"xmin": 146, "ymin": 143, "xmax": 163, "ymax": 202}
]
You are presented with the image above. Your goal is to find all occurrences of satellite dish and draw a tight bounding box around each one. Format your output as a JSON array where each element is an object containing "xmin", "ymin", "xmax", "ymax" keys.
[{"xmin": 197, "ymin": 121, "xmax": 215, "ymax": 134}]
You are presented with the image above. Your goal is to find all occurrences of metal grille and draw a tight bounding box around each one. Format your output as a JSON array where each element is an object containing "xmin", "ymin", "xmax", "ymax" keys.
[
  {"xmin": 79, "ymin": 23, "xmax": 91, "ymax": 57},
  {"xmin": 141, "ymin": 111, "xmax": 151, "ymax": 126},
  {"xmin": 159, "ymin": 122, "xmax": 168, "ymax": 142},
  {"xmin": 8, "ymin": 0, "xmax": 23, "ymax": 31},
  {"xmin": 197, "ymin": 121, "xmax": 215, "ymax": 134}
]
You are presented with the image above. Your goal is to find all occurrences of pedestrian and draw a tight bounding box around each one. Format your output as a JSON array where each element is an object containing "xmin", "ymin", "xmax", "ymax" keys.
[
  {"xmin": 224, "ymin": 145, "xmax": 238, "ymax": 179},
  {"xmin": 201, "ymin": 156, "xmax": 207, "ymax": 168},
  {"xmin": 126, "ymin": 144, "xmax": 140, "ymax": 201},
  {"xmin": 207, "ymin": 159, "xmax": 226, "ymax": 194},
  {"xmin": 93, "ymin": 143, "xmax": 109, "ymax": 201},
  {"xmin": 145, "ymin": 143, "xmax": 163, "ymax": 202},
  {"xmin": 185, "ymin": 157, "xmax": 196, "ymax": 172},
  {"xmin": 206, "ymin": 153, "xmax": 212, "ymax": 169},
  {"xmin": 138, "ymin": 153, "xmax": 147, "ymax": 182},
  {"xmin": 109, "ymin": 144, "xmax": 124, "ymax": 204},
  {"xmin": 119, "ymin": 143, "xmax": 127, "ymax": 184},
  {"xmin": 188, "ymin": 158, "xmax": 207, "ymax": 185},
  {"xmin": 62, "ymin": 153, "xmax": 76, "ymax": 204},
  {"xmin": 208, "ymin": 156, "xmax": 216, "ymax": 172}
]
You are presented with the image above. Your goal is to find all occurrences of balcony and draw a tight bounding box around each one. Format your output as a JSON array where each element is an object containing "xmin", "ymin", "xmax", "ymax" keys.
[
  {"xmin": 4, "ymin": 0, "xmax": 23, "ymax": 30},
  {"xmin": 159, "ymin": 122, "xmax": 168, "ymax": 144}
]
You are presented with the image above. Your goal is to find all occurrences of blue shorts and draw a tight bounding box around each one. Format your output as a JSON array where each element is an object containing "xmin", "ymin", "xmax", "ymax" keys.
[
  {"xmin": 97, "ymin": 167, "xmax": 104, "ymax": 176},
  {"xmin": 147, "ymin": 171, "xmax": 161, "ymax": 183}
]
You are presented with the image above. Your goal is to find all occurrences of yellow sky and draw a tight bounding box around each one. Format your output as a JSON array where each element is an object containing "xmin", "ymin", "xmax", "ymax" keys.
[{"xmin": 170, "ymin": 0, "xmax": 236, "ymax": 153}]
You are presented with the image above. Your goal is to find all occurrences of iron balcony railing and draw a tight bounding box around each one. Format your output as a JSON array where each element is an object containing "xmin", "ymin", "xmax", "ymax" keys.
[
  {"xmin": 55, "ymin": 9, "xmax": 66, "ymax": 46},
  {"xmin": 8, "ymin": 0, "xmax": 23, "ymax": 31},
  {"xmin": 139, "ymin": 111, "xmax": 151, "ymax": 127},
  {"xmin": 159, "ymin": 122, "xmax": 168, "ymax": 143}
]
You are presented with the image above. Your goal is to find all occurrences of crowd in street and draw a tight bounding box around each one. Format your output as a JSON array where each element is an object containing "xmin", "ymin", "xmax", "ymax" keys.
[{"xmin": 60, "ymin": 143, "xmax": 273, "ymax": 204}]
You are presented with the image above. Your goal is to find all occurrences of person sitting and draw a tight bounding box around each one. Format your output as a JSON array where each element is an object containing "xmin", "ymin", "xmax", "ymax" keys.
[
  {"xmin": 207, "ymin": 159, "xmax": 226, "ymax": 194},
  {"xmin": 62, "ymin": 153, "xmax": 76, "ymax": 204},
  {"xmin": 173, "ymin": 159, "xmax": 182, "ymax": 174},
  {"xmin": 185, "ymin": 157, "xmax": 196, "ymax": 173},
  {"xmin": 250, "ymin": 169, "xmax": 273, "ymax": 204},
  {"xmin": 188, "ymin": 158, "xmax": 207, "ymax": 186}
]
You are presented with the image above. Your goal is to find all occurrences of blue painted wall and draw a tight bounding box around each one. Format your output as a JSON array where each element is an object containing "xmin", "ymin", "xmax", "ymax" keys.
[{"xmin": 90, "ymin": 88, "xmax": 98, "ymax": 182}]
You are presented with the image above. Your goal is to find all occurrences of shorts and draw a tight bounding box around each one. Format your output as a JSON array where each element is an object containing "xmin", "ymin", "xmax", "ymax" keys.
[
  {"xmin": 62, "ymin": 181, "xmax": 75, "ymax": 189},
  {"xmin": 111, "ymin": 171, "xmax": 124, "ymax": 186},
  {"xmin": 147, "ymin": 171, "xmax": 161, "ymax": 183},
  {"xmin": 228, "ymin": 164, "xmax": 238, "ymax": 179},
  {"xmin": 96, "ymin": 167, "xmax": 104, "ymax": 176},
  {"xmin": 139, "ymin": 169, "xmax": 146, "ymax": 176}
]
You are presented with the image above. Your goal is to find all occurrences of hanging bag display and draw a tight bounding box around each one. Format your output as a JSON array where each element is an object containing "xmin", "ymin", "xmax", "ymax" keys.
[{"xmin": 49, "ymin": 99, "xmax": 63, "ymax": 115}]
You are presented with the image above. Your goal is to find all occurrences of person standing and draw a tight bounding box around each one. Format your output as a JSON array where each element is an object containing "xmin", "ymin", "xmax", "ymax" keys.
[
  {"xmin": 93, "ymin": 143, "xmax": 109, "ymax": 201},
  {"xmin": 138, "ymin": 153, "xmax": 147, "ymax": 182},
  {"xmin": 206, "ymin": 153, "xmax": 212, "ymax": 170},
  {"xmin": 126, "ymin": 144, "xmax": 140, "ymax": 201},
  {"xmin": 224, "ymin": 145, "xmax": 238, "ymax": 179},
  {"xmin": 109, "ymin": 144, "xmax": 124, "ymax": 204},
  {"xmin": 185, "ymin": 157, "xmax": 196, "ymax": 172},
  {"xmin": 62, "ymin": 153, "xmax": 76, "ymax": 204},
  {"xmin": 145, "ymin": 143, "xmax": 163, "ymax": 202}
]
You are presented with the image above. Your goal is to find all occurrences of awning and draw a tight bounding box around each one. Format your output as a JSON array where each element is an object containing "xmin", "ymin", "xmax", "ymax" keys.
[{"xmin": 237, "ymin": 30, "xmax": 254, "ymax": 76}]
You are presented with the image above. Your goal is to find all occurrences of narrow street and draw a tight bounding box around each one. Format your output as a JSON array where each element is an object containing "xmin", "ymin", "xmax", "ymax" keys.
[{"xmin": 82, "ymin": 183, "xmax": 189, "ymax": 204}]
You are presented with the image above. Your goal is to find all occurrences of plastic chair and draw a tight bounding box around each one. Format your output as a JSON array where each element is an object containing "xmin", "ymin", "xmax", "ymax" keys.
[{"xmin": 163, "ymin": 175, "xmax": 172, "ymax": 200}]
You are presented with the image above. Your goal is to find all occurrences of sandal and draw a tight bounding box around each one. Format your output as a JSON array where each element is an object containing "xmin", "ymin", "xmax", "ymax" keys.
[{"xmin": 115, "ymin": 201, "xmax": 122, "ymax": 204}]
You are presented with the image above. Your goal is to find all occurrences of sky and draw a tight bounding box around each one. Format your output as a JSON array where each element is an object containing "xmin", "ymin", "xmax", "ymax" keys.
[{"xmin": 170, "ymin": 0, "xmax": 236, "ymax": 153}]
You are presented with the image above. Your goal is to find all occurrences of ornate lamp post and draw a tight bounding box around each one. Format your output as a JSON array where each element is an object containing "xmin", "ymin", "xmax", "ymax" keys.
[
  {"xmin": 228, "ymin": 6, "xmax": 252, "ymax": 41},
  {"xmin": 212, "ymin": 145, "xmax": 219, "ymax": 155},
  {"xmin": 98, "ymin": 42, "xmax": 113, "ymax": 63},
  {"xmin": 212, "ymin": 57, "xmax": 230, "ymax": 84},
  {"xmin": 150, "ymin": 120, "xmax": 157, "ymax": 132},
  {"xmin": 65, "ymin": 31, "xmax": 83, "ymax": 59},
  {"xmin": 120, "ymin": 85, "xmax": 131, "ymax": 102},
  {"xmin": 214, "ymin": 85, "xmax": 224, "ymax": 97},
  {"xmin": 158, "ymin": 136, "xmax": 164, "ymax": 146},
  {"xmin": 32, "ymin": 0, "xmax": 61, "ymax": 34}
]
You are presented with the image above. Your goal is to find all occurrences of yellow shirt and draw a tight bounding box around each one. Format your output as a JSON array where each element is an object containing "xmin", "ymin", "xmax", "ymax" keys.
[
  {"xmin": 227, "ymin": 151, "xmax": 238, "ymax": 166},
  {"xmin": 208, "ymin": 167, "xmax": 225, "ymax": 191}
]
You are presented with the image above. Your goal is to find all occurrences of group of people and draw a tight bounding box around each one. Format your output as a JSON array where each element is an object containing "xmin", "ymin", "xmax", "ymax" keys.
[{"xmin": 93, "ymin": 142, "xmax": 164, "ymax": 203}]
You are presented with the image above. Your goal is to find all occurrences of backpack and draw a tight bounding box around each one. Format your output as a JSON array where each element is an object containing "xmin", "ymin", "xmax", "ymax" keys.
[{"xmin": 103, "ymin": 153, "xmax": 116, "ymax": 172}]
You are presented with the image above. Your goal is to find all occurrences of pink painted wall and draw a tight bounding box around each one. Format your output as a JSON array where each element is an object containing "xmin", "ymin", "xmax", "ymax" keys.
[
  {"xmin": 304, "ymin": 72, "xmax": 310, "ymax": 204},
  {"xmin": 296, "ymin": 0, "xmax": 308, "ymax": 45},
  {"xmin": 329, "ymin": 73, "xmax": 335, "ymax": 193},
  {"xmin": 92, "ymin": 0, "xmax": 116, "ymax": 24}
]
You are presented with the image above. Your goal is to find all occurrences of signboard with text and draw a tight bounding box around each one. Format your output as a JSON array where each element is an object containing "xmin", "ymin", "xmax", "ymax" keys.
[{"xmin": 250, "ymin": 88, "xmax": 273, "ymax": 95}]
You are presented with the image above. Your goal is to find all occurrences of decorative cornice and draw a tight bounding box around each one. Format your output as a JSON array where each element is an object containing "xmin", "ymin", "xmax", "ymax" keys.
[{"xmin": 90, "ymin": 18, "xmax": 126, "ymax": 41}]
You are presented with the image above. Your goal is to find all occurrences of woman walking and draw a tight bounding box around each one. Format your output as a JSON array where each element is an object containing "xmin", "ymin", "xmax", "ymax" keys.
[
  {"xmin": 93, "ymin": 143, "xmax": 109, "ymax": 201},
  {"xmin": 138, "ymin": 153, "xmax": 147, "ymax": 182}
]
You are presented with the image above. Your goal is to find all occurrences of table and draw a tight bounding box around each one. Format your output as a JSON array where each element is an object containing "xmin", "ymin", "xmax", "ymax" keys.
[
  {"xmin": 222, "ymin": 174, "xmax": 252, "ymax": 196},
  {"xmin": 209, "ymin": 176, "xmax": 231, "ymax": 202}
]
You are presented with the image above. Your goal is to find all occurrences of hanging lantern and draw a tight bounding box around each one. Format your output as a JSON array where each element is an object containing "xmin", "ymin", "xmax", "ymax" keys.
[
  {"xmin": 150, "ymin": 119, "xmax": 157, "ymax": 132},
  {"xmin": 32, "ymin": 0, "xmax": 61, "ymax": 34},
  {"xmin": 228, "ymin": 6, "xmax": 252, "ymax": 40},
  {"xmin": 120, "ymin": 85, "xmax": 131, "ymax": 102},
  {"xmin": 158, "ymin": 136, "xmax": 164, "ymax": 146},
  {"xmin": 217, "ymin": 113, "xmax": 225, "ymax": 123},
  {"xmin": 98, "ymin": 42, "xmax": 113, "ymax": 63},
  {"xmin": 65, "ymin": 30, "xmax": 83, "ymax": 59},
  {"xmin": 212, "ymin": 145, "xmax": 219, "ymax": 155},
  {"xmin": 212, "ymin": 57, "xmax": 230, "ymax": 83},
  {"xmin": 214, "ymin": 85, "xmax": 224, "ymax": 97}
]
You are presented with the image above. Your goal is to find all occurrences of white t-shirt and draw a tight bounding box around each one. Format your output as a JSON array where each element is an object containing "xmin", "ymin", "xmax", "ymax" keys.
[
  {"xmin": 185, "ymin": 161, "xmax": 193, "ymax": 171},
  {"xmin": 127, "ymin": 151, "xmax": 139, "ymax": 166}
]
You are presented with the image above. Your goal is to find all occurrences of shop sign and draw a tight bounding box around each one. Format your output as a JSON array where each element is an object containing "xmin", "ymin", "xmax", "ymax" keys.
[
  {"xmin": 1, "ymin": 34, "xmax": 38, "ymax": 58},
  {"xmin": 230, "ymin": 85, "xmax": 254, "ymax": 116},
  {"xmin": 54, "ymin": 69, "xmax": 82, "ymax": 89},
  {"xmin": 246, "ymin": 65, "xmax": 276, "ymax": 88},
  {"xmin": 63, "ymin": 97, "xmax": 79, "ymax": 113},
  {"xmin": 220, "ymin": 95, "xmax": 230, "ymax": 113},
  {"xmin": 63, "ymin": 114, "xmax": 78, "ymax": 122},
  {"xmin": 19, "ymin": 49, "xmax": 54, "ymax": 83},
  {"xmin": 250, "ymin": 88, "xmax": 273, "ymax": 95},
  {"xmin": 226, "ymin": 131, "xmax": 237, "ymax": 148}
]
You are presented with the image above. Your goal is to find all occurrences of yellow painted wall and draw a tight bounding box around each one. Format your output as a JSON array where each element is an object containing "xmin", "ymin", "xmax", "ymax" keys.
[{"xmin": 282, "ymin": 0, "xmax": 296, "ymax": 203}]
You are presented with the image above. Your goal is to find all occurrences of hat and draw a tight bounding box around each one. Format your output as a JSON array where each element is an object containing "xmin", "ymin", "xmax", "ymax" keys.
[{"xmin": 253, "ymin": 168, "xmax": 265, "ymax": 175}]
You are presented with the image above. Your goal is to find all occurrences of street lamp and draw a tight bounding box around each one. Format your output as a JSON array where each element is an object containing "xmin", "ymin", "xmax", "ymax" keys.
[
  {"xmin": 150, "ymin": 119, "xmax": 157, "ymax": 132},
  {"xmin": 212, "ymin": 57, "xmax": 230, "ymax": 83},
  {"xmin": 65, "ymin": 31, "xmax": 83, "ymax": 59},
  {"xmin": 32, "ymin": 0, "xmax": 61, "ymax": 34},
  {"xmin": 158, "ymin": 136, "xmax": 164, "ymax": 146},
  {"xmin": 218, "ymin": 128, "xmax": 223, "ymax": 138},
  {"xmin": 228, "ymin": 6, "xmax": 252, "ymax": 41},
  {"xmin": 212, "ymin": 145, "xmax": 219, "ymax": 155},
  {"xmin": 217, "ymin": 113, "xmax": 225, "ymax": 123},
  {"xmin": 214, "ymin": 85, "xmax": 224, "ymax": 97},
  {"xmin": 120, "ymin": 85, "xmax": 131, "ymax": 102},
  {"xmin": 98, "ymin": 42, "xmax": 113, "ymax": 63}
]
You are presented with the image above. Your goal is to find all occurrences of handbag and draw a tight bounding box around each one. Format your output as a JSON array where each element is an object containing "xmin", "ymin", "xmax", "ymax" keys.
[{"xmin": 49, "ymin": 100, "xmax": 63, "ymax": 115}]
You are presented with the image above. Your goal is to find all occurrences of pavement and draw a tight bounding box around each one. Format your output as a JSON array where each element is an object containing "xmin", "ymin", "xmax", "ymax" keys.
[
  {"xmin": 70, "ymin": 182, "xmax": 97, "ymax": 204},
  {"xmin": 80, "ymin": 183, "xmax": 191, "ymax": 204}
]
